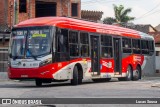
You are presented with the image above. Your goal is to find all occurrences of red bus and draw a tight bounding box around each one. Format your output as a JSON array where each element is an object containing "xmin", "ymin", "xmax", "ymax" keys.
[{"xmin": 8, "ymin": 17, "xmax": 155, "ymax": 86}]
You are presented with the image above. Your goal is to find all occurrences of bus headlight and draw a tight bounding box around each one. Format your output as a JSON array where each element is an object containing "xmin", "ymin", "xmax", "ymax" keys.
[
  {"xmin": 8, "ymin": 61, "xmax": 11, "ymax": 67},
  {"xmin": 39, "ymin": 58, "xmax": 52, "ymax": 67}
]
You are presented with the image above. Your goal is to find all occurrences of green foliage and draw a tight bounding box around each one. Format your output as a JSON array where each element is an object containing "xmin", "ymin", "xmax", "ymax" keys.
[{"xmin": 103, "ymin": 4, "xmax": 135, "ymax": 25}]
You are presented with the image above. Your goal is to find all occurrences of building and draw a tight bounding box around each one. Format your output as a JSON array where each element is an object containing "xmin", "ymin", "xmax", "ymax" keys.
[
  {"xmin": 149, "ymin": 32, "xmax": 160, "ymax": 74},
  {"xmin": 81, "ymin": 10, "xmax": 103, "ymax": 22},
  {"xmin": 121, "ymin": 24, "xmax": 157, "ymax": 34},
  {"xmin": 0, "ymin": 0, "xmax": 81, "ymax": 73},
  {"xmin": 0, "ymin": 0, "xmax": 81, "ymax": 32}
]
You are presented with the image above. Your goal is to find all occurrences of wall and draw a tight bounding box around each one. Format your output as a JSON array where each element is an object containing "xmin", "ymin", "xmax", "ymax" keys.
[
  {"xmin": 0, "ymin": 0, "xmax": 8, "ymax": 31},
  {"xmin": 6, "ymin": 0, "xmax": 81, "ymax": 28},
  {"xmin": 155, "ymin": 47, "xmax": 160, "ymax": 73}
]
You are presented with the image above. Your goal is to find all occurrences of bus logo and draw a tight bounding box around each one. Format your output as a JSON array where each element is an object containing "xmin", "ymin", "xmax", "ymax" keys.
[{"xmin": 102, "ymin": 61, "xmax": 112, "ymax": 68}]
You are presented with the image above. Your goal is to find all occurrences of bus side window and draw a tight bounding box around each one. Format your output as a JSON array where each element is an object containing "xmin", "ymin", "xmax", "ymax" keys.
[
  {"xmin": 148, "ymin": 40, "xmax": 154, "ymax": 56},
  {"xmin": 80, "ymin": 32, "xmax": 89, "ymax": 57},
  {"xmin": 69, "ymin": 31, "xmax": 79, "ymax": 57},
  {"xmin": 122, "ymin": 38, "xmax": 131, "ymax": 53},
  {"xmin": 141, "ymin": 40, "xmax": 149, "ymax": 55},
  {"xmin": 132, "ymin": 39, "xmax": 141, "ymax": 54},
  {"xmin": 101, "ymin": 35, "xmax": 113, "ymax": 58},
  {"xmin": 57, "ymin": 29, "xmax": 69, "ymax": 62}
]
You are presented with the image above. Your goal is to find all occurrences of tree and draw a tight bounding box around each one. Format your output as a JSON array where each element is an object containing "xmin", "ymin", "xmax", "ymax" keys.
[
  {"xmin": 103, "ymin": 17, "xmax": 116, "ymax": 25},
  {"xmin": 103, "ymin": 4, "xmax": 135, "ymax": 25}
]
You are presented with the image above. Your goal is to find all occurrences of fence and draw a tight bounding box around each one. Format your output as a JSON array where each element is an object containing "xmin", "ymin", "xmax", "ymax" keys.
[{"xmin": 0, "ymin": 48, "xmax": 8, "ymax": 72}]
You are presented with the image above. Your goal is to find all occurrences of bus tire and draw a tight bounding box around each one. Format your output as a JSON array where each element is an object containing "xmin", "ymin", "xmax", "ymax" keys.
[
  {"xmin": 35, "ymin": 79, "xmax": 42, "ymax": 86},
  {"xmin": 133, "ymin": 66, "xmax": 141, "ymax": 81},
  {"xmin": 71, "ymin": 66, "xmax": 78, "ymax": 85},
  {"xmin": 78, "ymin": 78, "xmax": 82, "ymax": 84},
  {"xmin": 118, "ymin": 65, "xmax": 132, "ymax": 81}
]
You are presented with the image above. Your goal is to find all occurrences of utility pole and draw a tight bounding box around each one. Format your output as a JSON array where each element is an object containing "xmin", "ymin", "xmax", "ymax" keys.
[{"xmin": 13, "ymin": 0, "xmax": 17, "ymax": 26}]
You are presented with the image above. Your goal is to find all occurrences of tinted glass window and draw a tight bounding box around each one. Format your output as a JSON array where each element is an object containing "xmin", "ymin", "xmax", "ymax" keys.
[
  {"xmin": 69, "ymin": 31, "xmax": 79, "ymax": 57},
  {"xmin": 57, "ymin": 29, "xmax": 69, "ymax": 62},
  {"xmin": 132, "ymin": 39, "xmax": 141, "ymax": 54},
  {"xmin": 141, "ymin": 40, "xmax": 149, "ymax": 54},
  {"xmin": 122, "ymin": 38, "xmax": 131, "ymax": 53},
  {"xmin": 101, "ymin": 35, "xmax": 112, "ymax": 46},
  {"xmin": 80, "ymin": 32, "xmax": 89, "ymax": 57},
  {"xmin": 101, "ymin": 35, "xmax": 113, "ymax": 58}
]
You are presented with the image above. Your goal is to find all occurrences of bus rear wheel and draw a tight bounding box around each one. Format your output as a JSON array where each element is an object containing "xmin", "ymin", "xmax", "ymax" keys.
[
  {"xmin": 133, "ymin": 66, "xmax": 141, "ymax": 81},
  {"xmin": 118, "ymin": 65, "xmax": 132, "ymax": 81},
  {"xmin": 35, "ymin": 79, "xmax": 42, "ymax": 86}
]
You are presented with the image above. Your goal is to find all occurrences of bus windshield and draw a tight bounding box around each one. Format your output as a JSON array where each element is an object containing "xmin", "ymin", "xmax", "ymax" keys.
[{"xmin": 10, "ymin": 27, "xmax": 52, "ymax": 59}]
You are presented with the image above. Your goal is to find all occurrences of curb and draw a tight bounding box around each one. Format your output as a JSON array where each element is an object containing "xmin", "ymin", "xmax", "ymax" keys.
[{"xmin": 151, "ymin": 83, "xmax": 160, "ymax": 88}]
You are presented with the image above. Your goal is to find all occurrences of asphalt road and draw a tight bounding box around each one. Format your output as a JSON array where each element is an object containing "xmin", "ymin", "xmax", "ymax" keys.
[{"xmin": 0, "ymin": 77, "xmax": 160, "ymax": 107}]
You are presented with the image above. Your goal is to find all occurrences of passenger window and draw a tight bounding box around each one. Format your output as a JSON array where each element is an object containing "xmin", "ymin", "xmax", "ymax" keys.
[
  {"xmin": 69, "ymin": 31, "xmax": 79, "ymax": 57},
  {"xmin": 132, "ymin": 39, "xmax": 141, "ymax": 54},
  {"xmin": 80, "ymin": 32, "xmax": 89, "ymax": 57},
  {"xmin": 149, "ymin": 41, "xmax": 154, "ymax": 52},
  {"xmin": 122, "ymin": 38, "xmax": 132, "ymax": 53},
  {"xmin": 57, "ymin": 29, "xmax": 69, "ymax": 62},
  {"xmin": 141, "ymin": 40, "xmax": 149, "ymax": 54},
  {"xmin": 101, "ymin": 35, "xmax": 113, "ymax": 58},
  {"xmin": 57, "ymin": 29, "xmax": 68, "ymax": 53}
]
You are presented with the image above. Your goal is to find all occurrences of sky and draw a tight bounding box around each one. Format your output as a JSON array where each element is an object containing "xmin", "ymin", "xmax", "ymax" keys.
[{"xmin": 81, "ymin": 0, "xmax": 160, "ymax": 27}]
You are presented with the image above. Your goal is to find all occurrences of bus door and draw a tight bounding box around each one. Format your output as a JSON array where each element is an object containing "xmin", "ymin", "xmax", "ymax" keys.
[
  {"xmin": 90, "ymin": 35, "xmax": 100, "ymax": 75},
  {"xmin": 113, "ymin": 38, "xmax": 122, "ymax": 74}
]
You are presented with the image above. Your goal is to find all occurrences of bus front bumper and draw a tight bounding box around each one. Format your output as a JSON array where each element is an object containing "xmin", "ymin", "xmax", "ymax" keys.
[{"xmin": 8, "ymin": 65, "xmax": 55, "ymax": 79}]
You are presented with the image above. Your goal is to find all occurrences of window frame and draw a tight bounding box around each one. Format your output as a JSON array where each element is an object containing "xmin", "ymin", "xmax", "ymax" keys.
[
  {"xmin": 19, "ymin": 0, "xmax": 27, "ymax": 13},
  {"xmin": 56, "ymin": 28, "xmax": 69, "ymax": 62},
  {"xmin": 80, "ymin": 32, "xmax": 90, "ymax": 57},
  {"xmin": 122, "ymin": 37, "xmax": 132, "ymax": 53},
  {"xmin": 69, "ymin": 30, "xmax": 79, "ymax": 57},
  {"xmin": 71, "ymin": 3, "xmax": 78, "ymax": 16},
  {"xmin": 132, "ymin": 39, "xmax": 141, "ymax": 54},
  {"xmin": 101, "ymin": 35, "xmax": 113, "ymax": 58},
  {"xmin": 141, "ymin": 39, "xmax": 149, "ymax": 55}
]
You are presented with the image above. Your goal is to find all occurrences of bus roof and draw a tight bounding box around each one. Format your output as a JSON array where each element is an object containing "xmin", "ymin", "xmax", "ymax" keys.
[{"xmin": 15, "ymin": 17, "xmax": 154, "ymax": 40}]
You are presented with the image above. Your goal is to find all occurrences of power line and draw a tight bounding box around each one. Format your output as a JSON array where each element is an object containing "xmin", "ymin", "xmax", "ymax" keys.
[
  {"xmin": 135, "ymin": 9, "xmax": 160, "ymax": 21},
  {"xmin": 136, "ymin": 2, "xmax": 160, "ymax": 19},
  {"xmin": 82, "ymin": 0, "xmax": 139, "ymax": 5},
  {"xmin": 82, "ymin": 0, "xmax": 116, "ymax": 5},
  {"xmin": 82, "ymin": 0, "xmax": 117, "ymax": 7}
]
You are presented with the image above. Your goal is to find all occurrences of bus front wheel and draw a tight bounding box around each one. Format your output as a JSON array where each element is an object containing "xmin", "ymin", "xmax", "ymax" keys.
[
  {"xmin": 35, "ymin": 79, "xmax": 42, "ymax": 86},
  {"xmin": 71, "ymin": 66, "xmax": 78, "ymax": 85}
]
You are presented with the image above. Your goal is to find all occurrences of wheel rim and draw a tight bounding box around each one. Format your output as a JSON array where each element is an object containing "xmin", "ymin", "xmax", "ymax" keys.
[
  {"xmin": 127, "ymin": 67, "xmax": 131, "ymax": 78},
  {"xmin": 135, "ymin": 68, "xmax": 139, "ymax": 79}
]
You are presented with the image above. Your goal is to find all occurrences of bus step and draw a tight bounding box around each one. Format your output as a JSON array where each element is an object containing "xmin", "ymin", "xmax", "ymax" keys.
[
  {"xmin": 91, "ymin": 75, "xmax": 101, "ymax": 78},
  {"xmin": 114, "ymin": 72, "xmax": 120, "ymax": 75}
]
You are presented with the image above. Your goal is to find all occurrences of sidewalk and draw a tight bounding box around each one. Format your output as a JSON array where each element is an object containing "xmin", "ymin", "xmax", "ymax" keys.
[
  {"xmin": 0, "ymin": 72, "xmax": 9, "ymax": 81},
  {"xmin": 141, "ymin": 74, "xmax": 160, "ymax": 88}
]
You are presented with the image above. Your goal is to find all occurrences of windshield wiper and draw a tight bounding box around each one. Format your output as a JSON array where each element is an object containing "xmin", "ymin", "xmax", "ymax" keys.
[
  {"xmin": 27, "ymin": 49, "xmax": 37, "ymax": 60},
  {"xmin": 13, "ymin": 56, "xmax": 18, "ymax": 60}
]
